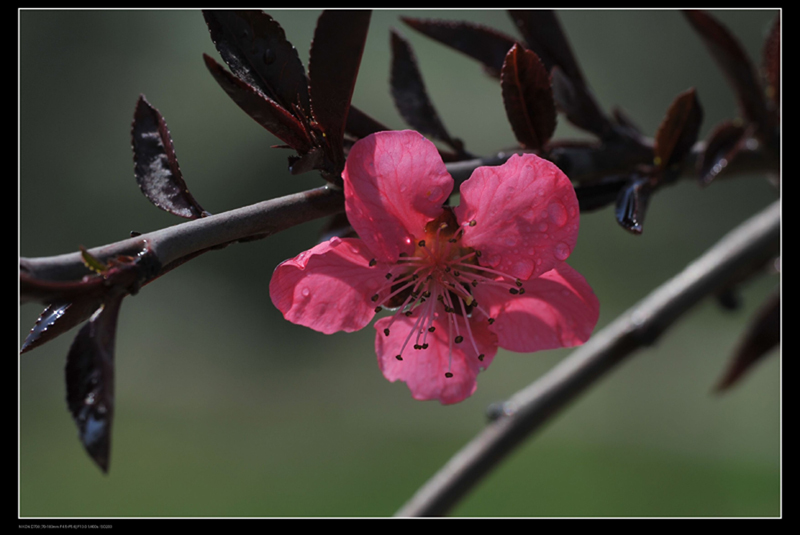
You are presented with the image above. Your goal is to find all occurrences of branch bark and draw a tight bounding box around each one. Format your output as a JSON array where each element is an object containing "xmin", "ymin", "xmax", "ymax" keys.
[{"xmin": 394, "ymin": 199, "xmax": 780, "ymax": 517}]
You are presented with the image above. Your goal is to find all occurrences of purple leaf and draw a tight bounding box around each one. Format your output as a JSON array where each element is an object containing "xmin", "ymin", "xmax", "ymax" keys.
[
  {"xmin": 400, "ymin": 17, "xmax": 517, "ymax": 78},
  {"xmin": 203, "ymin": 54, "xmax": 314, "ymax": 153},
  {"xmin": 615, "ymin": 174, "xmax": 654, "ymax": 235},
  {"xmin": 500, "ymin": 43, "xmax": 556, "ymax": 150},
  {"xmin": 308, "ymin": 10, "xmax": 372, "ymax": 175},
  {"xmin": 132, "ymin": 95, "xmax": 207, "ymax": 219},
  {"xmin": 65, "ymin": 293, "xmax": 123, "ymax": 473},
  {"xmin": 21, "ymin": 301, "xmax": 101, "ymax": 355},
  {"xmin": 390, "ymin": 29, "xmax": 464, "ymax": 154},
  {"xmin": 697, "ymin": 120, "xmax": 748, "ymax": 186},
  {"xmin": 507, "ymin": 10, "xmax": 585, "ymax": 85},
  {"xmin": 715, "ymin": 291, "xmax": 779, "ymax": 392},
  {"xmin": 575, "ymin": 175, "xmax": 630, "ymax": 212},
  {"xmin": 202, "ymin": 10, "xmax": 310, "ymax": 115},
  {"xmin": 653, "ymin": 88, "xmax": 703, "ymax": 171},
  {"xmin": 683, "ymin": 10, "xmax": 768, "ymax": 129}
]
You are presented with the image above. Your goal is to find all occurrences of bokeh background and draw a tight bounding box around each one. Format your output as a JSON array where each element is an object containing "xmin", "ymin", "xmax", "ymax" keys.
[{"xmin": 19, "ymin": 9, "xmax": 780, "ymax": 517}]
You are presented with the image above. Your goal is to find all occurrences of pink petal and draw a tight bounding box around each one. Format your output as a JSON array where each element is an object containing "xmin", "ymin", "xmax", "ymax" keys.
[
  {"xmin": 474, "ymin": 263, "xmax": 599, "ymax": 353},
  {"xmin": 374, "ymin": 311, "xmax": 498, "ymax": 404},
  {"xmin": 343, "ymin": 130, "xmax": 453, "ymax": 262},
  {"xmin": 455, "ymin": 153, "xmax": 579, "ymax": 281},
  {"xmin": 269, "ymin": 237, "xmax": 392, "ymax": 334}
]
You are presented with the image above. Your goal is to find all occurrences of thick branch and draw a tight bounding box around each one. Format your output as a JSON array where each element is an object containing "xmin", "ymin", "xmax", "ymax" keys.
[{"xmin": 395, "ymin": 200, "xmax": 780, "ymax": 517}]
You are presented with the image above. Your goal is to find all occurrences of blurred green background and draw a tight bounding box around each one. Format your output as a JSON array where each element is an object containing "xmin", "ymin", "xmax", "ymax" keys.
[{"xmin": 19, "ymin": 9, "xmax": 780, "ymax": 517}]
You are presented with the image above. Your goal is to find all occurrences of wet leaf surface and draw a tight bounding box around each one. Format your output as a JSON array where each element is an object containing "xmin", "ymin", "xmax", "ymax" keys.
[
  {"xmin": 21, "ymin": 301, "xmax": 101, "ymax": 355},
  {"xmin": 697, "ymin": 120, "xmax": 748, "ymax": 186},
  {"xmin": 615, "ymin": 174, "xmax": 653, "ymax": 234},
  {"xmin": 132, "ymin": 95, "xmax": 207, "ymax": 219},
  {"xmin": 500, "ymin": 44, "xmax": 556, "ymax": 150}
]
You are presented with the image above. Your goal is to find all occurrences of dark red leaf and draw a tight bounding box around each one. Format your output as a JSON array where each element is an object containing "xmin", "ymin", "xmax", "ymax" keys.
[
  {"xmin": 308, "ymin": 10, "xmax": 372, "ymax": 175},
  {"xmin": 762, "ymin": 15, "xmax": 780, "ymax": 108},
  {"xmin": 21, "ymin": 301, "xmax": 101, "ymax": 355},
  {"xmin": 683, "ymin": 10, "xmax": 768, "ymax": 128},
  {"xmin": 203, "ymin": 54, "xmax": 313, "ymax": 153},
  {"xmin": 400, "ymin": 17, "xmax": 517, "ymax": 78},
  {"xmin": 715, "ymin": 291, "xmax": 779, "ymax": 392},
  {"xmin": 550, "ymin": 66, "xmax": 614, "ymax": 140},
  {"xmin": 697, "ymin": 120, "xmax": 748, "ymax": 186},
  {"xmin": 653, "ymin": 88, "xmax": 704, "ymax": 171},
  {"xmin": 615, "ymin": 174, "xmax": 653, "ymax": 235},
  {"xmin": 288, "ymin": 147, "xmax": 325, "ymax": 176},
  {"xmin": 202, "ymin": 10, "xmax": 310, "ymax": 115},
  {"xmin": 65, "ymin": 293, "xmax": 123, "ymax": 473},
  {"xmin": 345, "ymin": 105, "xmax": 390, "ymax": 140},
  {"xmin": 500, "ymin": 44, "xmax": 556, "ymax": 151},
  {"xmin": 575, "ymin": 175, "xmax": 629, "ymax": 213},
  {"xmin": 132, "ymin": 95, "xmax": 207, "ymax": 219},
  {"xmin": 390, "ymin": 29, "xmax": 464, "ymax": 154},
  {"xmin": 507, "ymin": 10, "xmax": 585, "ymax": 85}
]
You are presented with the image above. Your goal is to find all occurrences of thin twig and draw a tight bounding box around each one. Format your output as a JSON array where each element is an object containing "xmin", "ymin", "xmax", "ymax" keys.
[{"xmin": 395, "ymin": 200, "xmax": 780, "ymax": 517}]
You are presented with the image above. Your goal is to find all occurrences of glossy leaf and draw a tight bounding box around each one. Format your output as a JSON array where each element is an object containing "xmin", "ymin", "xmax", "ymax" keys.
[
  {"xmin": 500, "ymin": 44, "xmax": 556, "ymax": 150},
  {"xmin": 507, "ymin": 10, "xmax": 585, "ymax": 85},
  {"xmin": 615, "ymin": 174, "xmax": 653, "ymax": 234},
  {"xmin": 697, "ymin": 120, "xmax": 747, "ymax": 186},
  {"xmin": 203, "ymin": 54, "xmax": 313, "ymax": 153},
  {"xmin": 762, "ymin": 15, "xmax": 780, "ymax": 108},
  {"xmin": 390, "ymin": 29, "xmax": 463, "ymax": 154},
  {"xmin": 132, "ymin": 95, "xmax": 207, "ymax": 219},
  {"xmin": 653, "ymin": 88, "xmax": 703, "ymax": 171},
  {"xmin": 575, "ymin": 175, "xmax": 629, "ymax": 212},
  {"xmin": 65, "ymin": 294, "xmax": 123, "ymax": 473},
  {"xmin": 308, "ymin": 10, "xmax": 372, "ymax": 175},
  {"xmin": 20, "ymin": 301, "xmax": 101, "ymax": 355},
  {"xmin": 202, "ymin": 10, "xmax": 310, "ymax": 114},
  {"xmin": 715, "ymin": 291, "xmax": 779, "ymax": 392},
  {"xmin": 400, "ymin": 17, "xmax": 516, "ymax": 78},
  {"xmin": 683, "ymin": 10, "xmax": 768, "ymax": 128}
]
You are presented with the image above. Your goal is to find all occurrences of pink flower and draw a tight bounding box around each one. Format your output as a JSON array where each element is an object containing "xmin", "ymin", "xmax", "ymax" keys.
[{"xmin": 270, "ymin": 130, "xmax": 599, "ymax": 404}]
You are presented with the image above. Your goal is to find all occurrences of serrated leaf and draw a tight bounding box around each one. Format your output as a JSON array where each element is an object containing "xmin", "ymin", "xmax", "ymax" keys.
[
  {"xmin": 203, "ymin": 54, "xmax": 313, "ymax": 153},
  {"xmin": 132, "ymin": 95, "xmax": 207, "ymax": 219},
  {"xmin": 507, "ymin": 10, "xmax": 585, "ymax": 85},
  {"xmin": 390, "ymin": 29, "xmax": 464, "ymax": 154},
  {"xmin": 500, "ymin": 44, "xmax": 556, "ymax": 150},
  {"xmin": 615, "ymin": 174, "xmax": 653, "ymax": 234},
  {"xmin": 683, "ymin": 10, "xmax": 768, "ymax": 128},
  {"xmin": 202, "ymin": 10, "xmax": 310, "ymax": 115},
  {"xmin": 653, "ymin": 88, "xmax": 703, "ymax": 171},
  {"xmin": 308, "ymin": 10, "xmax": 372, "ymax": 176},
  {"xmin": 65, "ymin": 294, "xmax": 123, "ymax": 473},
  {"xmin": 401, "ymin": 17, "xmax": 516, "ymax": 78},
  {"xmin": 21, "ymin": 301, "xmax": 101, "ymax": 355},
  {"xmin": 715, "ymin": 291, "xmax": 779, "ymax": 392},
  {"xmin": 697, "ymin": 120, "xmax": 748, "ymax": 186}
]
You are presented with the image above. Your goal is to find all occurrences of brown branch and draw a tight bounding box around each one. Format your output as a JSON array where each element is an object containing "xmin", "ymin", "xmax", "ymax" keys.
[{"xmin": 394, "ymin": 200, "xmax": 780, "ymax": 517}]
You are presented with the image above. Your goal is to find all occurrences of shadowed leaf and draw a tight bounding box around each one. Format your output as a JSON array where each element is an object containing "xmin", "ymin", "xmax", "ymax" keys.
[
  {"xmin": 65, "ymin": 294, "xmax": 123, "ymax": 473},
  {"xmin": 551, "ymin": 66, "xmax": 614, "ymax": 140},
  {"xmin": 500, "ymin": 44, "xmax": 556, "ymax": 150},
  {"xmin": 762, "ymin": 15, "xmax": 780, "ymax": 108},
  {"xmin": 615, "ymin": 174, "xmax": 653, "ymax": 234},
  {"xmin": 21, "ymin": 301, "xmax": 101, "ymax": 354},
  {"xmin": 400, "ymin": 17, "xmax": 516, "ymax": 78},
  {"xmin": 202, "ymin": 10, "xmax": 310, "ymax": 114},
  {"xmin": 132, "ymin": 95, "xmax": 207, "ymax": 219},
  {"xmin": 288, "ymin": 147, "xmax": 325, "ymax": 176},
  {"xmin": 308, "ymin": 10, "xmax": 372, "ymax": 175},
  {"xmin": 203, "ymin": 54, "xmax": 313, "ymax": 153},
  {"xmin": 390, "ymin": 29, "xmax": 464, "ymax": 154},
  {"xmin": 697, "ymin": 120, "xmax": 748, "ymax": 186},
  {"xmin": 653, "ymin": 88, "xmax": 703, "ymax": 171},
  {"xmin": 715, "ymin": 291, "xmax": 779, "ymax": 392},
  {"xmin": 507, "ymin": 10, "xmax": 585, "ymax": 85},
  {"xmin": 683, "ymin": 10, "xmax": 768, "ymax": 128}
]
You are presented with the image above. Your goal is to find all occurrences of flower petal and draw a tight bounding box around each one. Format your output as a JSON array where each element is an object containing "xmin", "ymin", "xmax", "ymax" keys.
[
  {"xmin": 374, "ymin": 310, "xmax": 498, "ymax": 404},
  {"xmin": 455, "ymin": 153, "xmax": 579, "ymax": 281},
  {"xmin": 269, "ymin": 237, "xmax": 391, "ymax": 334},
  {"xmin": 474, "ymin": 263, "xmax": 599, "ymax": 352},
  {"xmin": 343, "ymin": 130, "xmax": 453, "ymax": 262}
]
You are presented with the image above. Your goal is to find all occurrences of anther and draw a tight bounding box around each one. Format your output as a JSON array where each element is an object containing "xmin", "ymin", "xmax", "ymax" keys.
[
  {"xmin": 488, "ymin": 318, "xmax": 495, "ymax": 324},
  {"xmin": 371, "ymin": 294, "xmax": 380, "ymax": 301},
  {"xmin": 469, "ymin": 220, "xmax": 477, "ymax": 227},
  {"xmin": 509, "ymin": 288, "xmax": 520, "ymax": 295},
  {"xmin": 445, "ymin": 372, "xmax": 453, "ymax": 378},
  {"xmin": 453, "ymin": 270, "xmax": 460, "ymax": 277},
  {"xmin": 478, "ymin": 354, "xmax": 485, "ymax": 361},
  {"xmin": 518, "ymin": 288, "xmax": 526, "ymax": 295},
  {"xmin": 404, "ymin": 311, "xmax": 413, "ymax": 317},
  {"xmin": 395, "ymin": 355, "xmax": 403, "ymax": 361},
  {"xmin": 471, "ymin": 280, "xmax": 478, "ymax": 287},
  {"xmin": 414, "ymin": 344, "xmax": 421, "ymax": 350},
  {"xmin": 475, "ymin": 250, "xmax": 482, "ymax": 257},
  {"xmin": 422, "ymin": 343, "xmax": 429, "ymax": 349},
  {"xmin": 386, "ymin": 273, "xmax": 393, "ymax": 279},
  {"xmin": 418, "ymin": 240, "xmax": 426, "ymax": 247},
  {"xmin": 515, "ymin": 279, "xmax": 523, "ymax": 287},
  {"xmin": 454, "ymin": 335, "xmax": 464, "ymax": 344},
  {"xmin": 428, "ymin": 326, "xmax": 436, "ymax": 333},
  {"xmin": 374, "ymin": 306, "xmax": 383, "ymax": 313},
  {"xmin": 369, "ymin": 258, "xmax": 377, "ymax": 267}
]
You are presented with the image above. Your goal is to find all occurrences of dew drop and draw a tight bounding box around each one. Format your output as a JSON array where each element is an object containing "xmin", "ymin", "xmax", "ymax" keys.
[
  {"xmin": 554, "ymin": 242, "xmax": 570, "ymax": 260},
  {"xmin": 301, "ymin": 287, "xmax": 311, "ymax": 297},
  {"xmin": 548, "ymin": 202, "xmax": 568, "ymax": 227},
  {"xmin": 538, "ymin": 222, "xmax": 549, "ymax": 232},
  {"xmin": 504, "ymin": 236, "xmax": 518, "ymax": 247}
]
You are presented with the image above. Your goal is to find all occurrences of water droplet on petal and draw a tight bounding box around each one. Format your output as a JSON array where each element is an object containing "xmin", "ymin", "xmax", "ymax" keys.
[
  {"xmin": 554, "ymin": 242, "xmax": 570, "ymax": 260},
  {"xmin": 538, "ymin": 222, "xmax": 549, "ymax": 232},
  {"xmin": 329, "ymin": 236, "xmax": 342, "ymax": 247},
  {"xmin": 504, "ymin": 236, "xmax": 518, "ymax": 247},
  {"xmin": 548, "ymin": 202, "xmax": 568, "ymax": 227},
  {"xmin": 301, "ymin": 287, "xmax": 311, "ymax": 297}
]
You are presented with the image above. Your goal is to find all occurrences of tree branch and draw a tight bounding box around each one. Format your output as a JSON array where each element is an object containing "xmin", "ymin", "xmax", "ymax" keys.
[{"xmin": 394, "ymin": 199, "xmax": 780, "ymax": 517}]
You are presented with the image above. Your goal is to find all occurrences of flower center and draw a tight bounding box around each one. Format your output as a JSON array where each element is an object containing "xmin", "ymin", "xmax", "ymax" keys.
[{"xmin": 370, "ymin": 207, "xmax": 527, "ymax": 377}]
